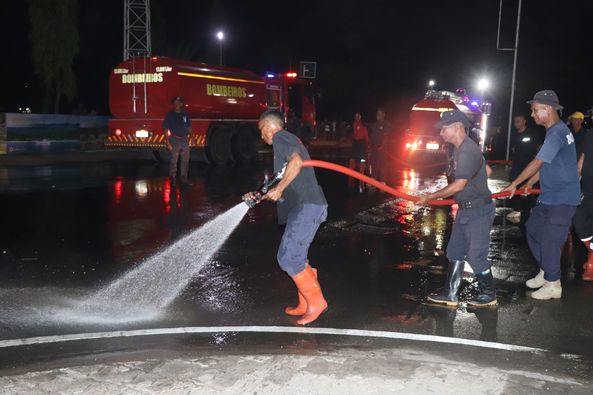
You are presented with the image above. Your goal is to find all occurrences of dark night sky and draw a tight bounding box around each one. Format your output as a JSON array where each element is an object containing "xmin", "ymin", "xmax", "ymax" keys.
[{"xmin": 3, "ymin": 0, "xmax": 593, "ymax": 130}]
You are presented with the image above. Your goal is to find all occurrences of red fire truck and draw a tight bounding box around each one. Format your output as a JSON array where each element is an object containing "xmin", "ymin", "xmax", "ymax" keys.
[
  {"xmin": 402, "ymin": 89, "xmax": 491, "ymax": 157},
  {"xmin": 106, "ymin": 57, "xmax": 316, "ymax": 164}
]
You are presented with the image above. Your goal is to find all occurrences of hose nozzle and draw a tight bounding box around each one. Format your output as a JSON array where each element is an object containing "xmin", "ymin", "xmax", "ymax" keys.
[{"xmin": 242, "ymin": 164, "xmax": 286, "ymax": 208}]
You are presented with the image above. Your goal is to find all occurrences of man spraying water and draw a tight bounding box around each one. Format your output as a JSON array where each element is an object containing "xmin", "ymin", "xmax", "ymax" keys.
[{"xmin": 243, "ymin": 110, "xmax": 329, "ymax": 325}]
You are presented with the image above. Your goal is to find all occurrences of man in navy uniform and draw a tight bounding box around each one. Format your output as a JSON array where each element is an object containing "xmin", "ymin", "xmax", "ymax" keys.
[
  {"xmin": 163, "ymin": 96, "xmax": 192, "ymax": 187},
  {"xmin": 503, "ymin": 90, "xmax": 581, "ymax": 299},
  {"xmin": 416, "ymin": 110, "xmax": 497, "ymax": 307}
]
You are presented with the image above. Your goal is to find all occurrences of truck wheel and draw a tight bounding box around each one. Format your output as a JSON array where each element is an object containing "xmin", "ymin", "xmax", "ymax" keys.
[
  {"xmin": 152, "ymin": 150, "xmax": 164, "ymax": 163},
  {"xmin": 206, "ymin": 126, "xmax": 233, "ymax": 165},
  {"xmin": 232, "ymin": 125, "xmax": 258, "ymax": 163}
]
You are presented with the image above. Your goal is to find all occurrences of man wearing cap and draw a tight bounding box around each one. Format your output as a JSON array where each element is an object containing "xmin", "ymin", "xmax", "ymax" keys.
[
  {"xmin": 503, "ymin": 90, "xmax": 581, "ymax": 300},
  {"xmin": 568, "ymin": 111, "xmax": 587, "ymax": 158},
  {"xmin": 416, "ymin": 110, "xmax": 497, "ymax": 307},
  {"xmin": 163, "ymin": 96, "xmax": 192, "ymax": 187}
]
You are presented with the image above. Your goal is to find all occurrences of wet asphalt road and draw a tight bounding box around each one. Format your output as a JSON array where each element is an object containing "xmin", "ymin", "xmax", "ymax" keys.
[{"xmin": 1, "ymin": 151, "xmax": 593, "ymax": 379}]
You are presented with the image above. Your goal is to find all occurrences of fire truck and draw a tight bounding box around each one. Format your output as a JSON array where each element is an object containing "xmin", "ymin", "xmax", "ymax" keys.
[
  {"xmin": 106, "ymin": 57, "xmax": 316, "ymax": 164},
  {"xmin": 402, "ymin": 89, "xmax": 491, "ymax": 157}
]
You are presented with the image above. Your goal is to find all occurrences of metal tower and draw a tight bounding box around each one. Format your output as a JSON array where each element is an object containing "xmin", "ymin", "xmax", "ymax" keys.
[{"xmin": 123, "ymin": 0, "xmax": 152, "ymax": 60}]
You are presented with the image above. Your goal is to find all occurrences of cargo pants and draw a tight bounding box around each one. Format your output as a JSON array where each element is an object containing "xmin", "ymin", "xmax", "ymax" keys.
[
  {"xmin": 446, "ymin": 202, "xmax": 496, "ymax": 274},
  {"xmin": 277, "ymin": 204, "xmax": 328, "ymax": 276},
  {"xmin": 169, "ymin": 136, "xmax": 190, "ymax": 182},
  {"xmin": 526, "ymin": 202, "xmax": 577, "ymax": 281}
]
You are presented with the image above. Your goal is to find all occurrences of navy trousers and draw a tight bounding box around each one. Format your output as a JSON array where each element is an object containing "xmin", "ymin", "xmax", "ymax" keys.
[
  {"xmin": 526, "ymin": 203, "xmax": 576, "ymax": 281},
  {"xmin": 573, "ymin": 195, "xmax": 593, "ymax": 241},
  {"xmin": 277, "ymin": 204, "xmax": 327, "ymax": 276},
  {"xmin": 446, "ymin": 203, "xmax": 495, "ymax": 274}
]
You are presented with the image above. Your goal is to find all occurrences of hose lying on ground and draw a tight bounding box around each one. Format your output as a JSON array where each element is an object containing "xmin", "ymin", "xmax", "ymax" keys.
[{"xmin": 302, "ymin": 159, "xmax": 539, "ymax": 206}]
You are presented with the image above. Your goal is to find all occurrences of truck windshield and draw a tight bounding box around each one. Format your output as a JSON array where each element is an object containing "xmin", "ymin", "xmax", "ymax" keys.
[
  {"xmin": 409, "ymin": 109, "xmax": 441, "ymax": 136},
  {"xmin": 266, "ymin": 89, "xmax": 281, "ymax": 109}
]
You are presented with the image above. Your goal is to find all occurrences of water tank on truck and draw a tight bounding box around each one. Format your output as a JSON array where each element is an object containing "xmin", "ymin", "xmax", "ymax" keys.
[{"xmin": 107, "ymin": 57, "xmax": 316, "ymax": 164}]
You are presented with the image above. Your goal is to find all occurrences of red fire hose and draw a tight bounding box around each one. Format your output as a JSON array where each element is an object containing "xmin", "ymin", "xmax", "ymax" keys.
[{"xmin": 302, "ymin": 159, "xmax": 539, "ymax": 206}]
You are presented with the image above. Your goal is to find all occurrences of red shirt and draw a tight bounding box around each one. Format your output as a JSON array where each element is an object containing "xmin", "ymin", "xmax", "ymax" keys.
[{"xmin": 353, "ymin": 120, "xmax": 369, "ymax": 142}]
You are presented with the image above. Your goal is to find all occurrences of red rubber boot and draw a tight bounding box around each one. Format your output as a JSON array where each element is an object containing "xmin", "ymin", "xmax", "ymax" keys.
[
  {"xmin": 291, "ymin": 266, "xmax": 328, "ymax": 325},
  {"xmin": 285, "ymin": 267, "xmax": 317, "ymax": 316}
]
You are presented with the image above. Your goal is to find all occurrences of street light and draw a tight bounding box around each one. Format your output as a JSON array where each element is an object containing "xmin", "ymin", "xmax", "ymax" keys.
[
  {"xmin": 216, "ymin": 31, "xmax": 224, "ymax": 65},
  {"xmin": 477, "ymin": 78, "xmax": 490, "ymax": 92},
  {"xmin": 428, "ymin": 80, "xmax": 435, "ymax": 88}
]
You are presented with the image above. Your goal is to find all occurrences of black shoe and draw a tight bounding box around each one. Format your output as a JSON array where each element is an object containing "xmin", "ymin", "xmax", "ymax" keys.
[
  {"xmin": 427, "ymin": 260, "xmax": 464, "ymax": 307},
  {"xmin": 467, "ymin": 269, "xmax": 498, "ymax": 307}
]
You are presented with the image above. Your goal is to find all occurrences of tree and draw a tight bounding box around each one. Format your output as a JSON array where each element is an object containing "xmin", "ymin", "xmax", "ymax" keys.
[{"xmin": 28, "ymin": 0, "xmax": 79, "ymax": 114}]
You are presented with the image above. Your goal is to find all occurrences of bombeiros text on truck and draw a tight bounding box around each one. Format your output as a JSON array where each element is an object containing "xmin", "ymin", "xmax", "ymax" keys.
[{"xmin": 107, "ymin": 57, "xmax": 316, "ymax": 164}]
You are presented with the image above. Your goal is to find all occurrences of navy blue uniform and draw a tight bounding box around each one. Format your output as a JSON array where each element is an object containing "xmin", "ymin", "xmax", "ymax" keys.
[
  {"xmin": 162, "ymin": 110, "xmax": 191, "ymax": 182},
  {"xmin": 527, "ymin": 121, "xmax": 580, "ymax": 281},
  {"xmin": 446, "ymin": 137, "xmax": 495, "ymax": 274},
  {"xmin": 273, "ymin": 130, "xmax": 327, "ymax": 276}
]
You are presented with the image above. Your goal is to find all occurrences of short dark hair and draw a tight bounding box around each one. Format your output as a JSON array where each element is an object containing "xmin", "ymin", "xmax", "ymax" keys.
[{"xmin": 259, "ymin": 110, "xmax": 284, "ymax": 128}]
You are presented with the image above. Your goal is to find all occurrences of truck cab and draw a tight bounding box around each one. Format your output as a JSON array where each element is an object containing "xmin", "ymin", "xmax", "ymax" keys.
[{"xmin": 402, "ymin": 89, "xmax": 491, "ymax": 159}]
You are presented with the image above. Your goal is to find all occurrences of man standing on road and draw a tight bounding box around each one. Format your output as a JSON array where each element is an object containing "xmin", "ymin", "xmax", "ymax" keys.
[
  {"xmin": 416, "ymin": 110, "xmax": 497, "ymax": 307},
  {"xmin": 573, "ymin": 126, "xmax": 593, "ymax": 281},
  {"xmin": 507, "ymin": 114, "xmax": 542, "ymax": 221},
  {"xmin": 163, "ymin": 96, "xmax": 192, "ymax": 187},
  {"xmin": 369, "ymin": 108, "xmax": 391, "ymax": 182},
  {"xmin": 503, "ymin": 90, "xmax": 581, "ymax": 299},
  {"xmin": 243, "ymin": 110, "xmax": 329, "ymax": 325}
]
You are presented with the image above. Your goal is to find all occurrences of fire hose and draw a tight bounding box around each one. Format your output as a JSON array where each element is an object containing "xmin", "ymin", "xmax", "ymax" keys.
[{"xmin": 302, "ymin": 159, "xmax": 539, "ymax": 206}]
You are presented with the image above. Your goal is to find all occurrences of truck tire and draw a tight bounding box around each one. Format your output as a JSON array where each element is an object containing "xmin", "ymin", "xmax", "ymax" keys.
[
  {"xmin": 152, "ymin": 150, "xmax": 164, "ymax": 163},
  {"xmin": 206, "ymin": 126, "xmax": 234, "ymax": 165},
  {"xmin": 232, "ymin": 125, "xmax": 258, "ymax": 163}
]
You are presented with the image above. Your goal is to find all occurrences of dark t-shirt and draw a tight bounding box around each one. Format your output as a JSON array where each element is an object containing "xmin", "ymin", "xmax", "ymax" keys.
[
  {"xmin": 273, "ymin": 130, "xmax": 327, "ymax": 224},
  {"xmin": 162, "ymin": 110, "xmax": 191, "ymax": 137},
  {"xmin": 451, "ymin": 137, "xmax": 491, "ymax": 203},
  {"xmin": 369, "ymin": 121, "xmax": 392, "ymax": 149},
  {"xmin": 581, "ymin": 131, "xmax": 593, "ymax": 196},
  {"xmin": 510, "ymin": 127, "xmax": 542, "ymax": 179},
  {"xmin": 512, "ymin": 127, "xmax": 541, "ymax": 161},
  {"xmin": 536, "ymin": 121, "xmax": 580, "ymax": 205},
  {"xmin": 570, "ymin": 126, "xmax": 587, "ymax": 158}
]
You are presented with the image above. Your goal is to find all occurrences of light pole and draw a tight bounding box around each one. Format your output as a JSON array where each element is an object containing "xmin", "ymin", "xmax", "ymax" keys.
[
  {"xmin": 216, "ymin": 31, "xmax": 224, "ymax": 65},
  {"xmin": 497, "ymin": 0, "xmax": 523, "ymax": 161}
]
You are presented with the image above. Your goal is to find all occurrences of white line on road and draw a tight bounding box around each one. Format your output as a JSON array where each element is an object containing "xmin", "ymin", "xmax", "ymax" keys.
[{"xmin": 0, "ymin": 326, "xmax": 556, "ymax": 355}]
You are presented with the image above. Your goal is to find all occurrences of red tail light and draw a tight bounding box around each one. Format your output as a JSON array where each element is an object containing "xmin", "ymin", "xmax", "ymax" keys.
[{"xmin": 115, "ymin": 128, "xmax": 122, "ymax": 136}]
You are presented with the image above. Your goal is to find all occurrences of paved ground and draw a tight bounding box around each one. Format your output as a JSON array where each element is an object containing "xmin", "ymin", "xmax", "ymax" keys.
[{"xmin": 0, "ymin": 149, "xmax": 592, "ymax": 393}]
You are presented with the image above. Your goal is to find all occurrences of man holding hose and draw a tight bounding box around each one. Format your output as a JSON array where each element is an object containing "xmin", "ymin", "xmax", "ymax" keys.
[
  {"xmin": 416, "ymin": 110, "xmax": 497, "ymax": 307},
  {"xmin": 503, "ymin": 91, "xmax": 580, "ymax": 299},
  {"xmin": 243, "ymin": 110, "xmax": 329, "ymax": 325}
]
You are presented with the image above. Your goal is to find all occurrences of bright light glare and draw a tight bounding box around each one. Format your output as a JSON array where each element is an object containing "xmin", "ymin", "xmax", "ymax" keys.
[
  {"xmin": 477, "ymin": 78, "xmax": 490, "ymax": 91},
  {"xmin": 216, "ymin": 31, "xmax": 224, "ymax": 40},
  {"xmin": 428, "ymin": 80, "xmax": 435, "ymax": 87}
]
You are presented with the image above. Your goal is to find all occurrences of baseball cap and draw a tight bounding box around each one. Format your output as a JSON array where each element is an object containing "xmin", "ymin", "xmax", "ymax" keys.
[
  {"xmin": 568, "ymin": 111, "xmax": 585, "ymax": 120},
  {"xmin": 434, "ymin": 110, "xmax": 471, "ymax": 129},
  {"xmin": 171, "ymin": 96, "xmax": 184, "ymax": 104},
  {"xmin": 527, "ymin": 90, "xmax": 563, "ymax": 110}
]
